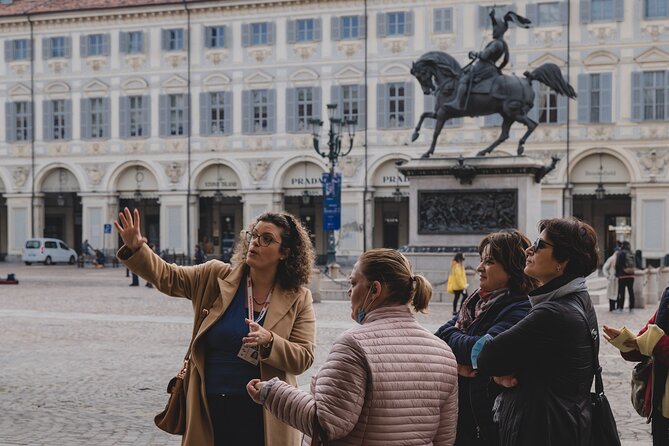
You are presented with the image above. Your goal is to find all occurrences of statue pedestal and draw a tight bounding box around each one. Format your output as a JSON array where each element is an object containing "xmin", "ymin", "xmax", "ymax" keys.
[{"xmin": 398, "ymin": 156, "xmax": 547, "ymax": 285}]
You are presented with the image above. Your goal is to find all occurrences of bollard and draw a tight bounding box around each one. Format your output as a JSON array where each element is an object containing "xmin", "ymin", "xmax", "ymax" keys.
[
  {"xmin": 327, "ymin": 263, "xmax": 341, "ymax": 279},
  {"xmin": 633, "ymin": 270, "xmax": 645, "ymax": 309},
  {"xmin": 645, "ymin": 268, "xmax": 659, "ymax": 307}
]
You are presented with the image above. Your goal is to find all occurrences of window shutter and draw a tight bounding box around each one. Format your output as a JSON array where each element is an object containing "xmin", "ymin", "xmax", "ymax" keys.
[
  {"xmin": 268, "ymin": 89, "xmax": 276, "ymax": 133},
  {"xmin": 580, "ymin": 0, "xmax": 591, "ymax": 24},
  {"xmin": 600, "ymin": 73, "xmax": 612, "ymax": 123},
  {"xmin": 26, "ymin": 102, "xmax": 33, "ymax": 141},
  {"xmin": 6, "ymin": 103, "xmax": 16, "ymax": 143},
  {"xmin": 525, "ymin": 4, "xmax": 538, "ymax": 25},
  {"xmin": 141, "ymin": 95, "xmax": 151, "ymax": 137},
  {"xmin": 4, "ymin": 40, "xmax": 13, "ymax": 62},
  {"xmin": 139, "ymin": 32, "xmax": 146, "ymax": 53},
  {"xmin": 80, "ymin": 35, "xmax": 89, "ymax": 58},
  {"xmin": 404, "ymin": 11, "xmax": 414, "ymax": 36},
  {"xmin": 313, "ymin": 87, "xmax": 322, "ymax": 120},
  {"xmin": 102, "ymin": 34, "xmax": 110, "ymax": 56},
  {"xmin": 43, "ymin": 100, "xmax": 53, "ymax": 140},
  {"xmin": 161, "ymin": 29, "xmax": 169, "ymax": 51},
  {"xmin": 631, "ymin": 72, "xmax": 641, "ymax": 121},
  {"xmin": 183, "ymin": 29, "xmax": 189, "ymax": 51},
  {"xmin": 665, "ymin": 70, "xmax": 669, "ymax": 121},
  {"xmin": 26, "ymin": 39, "xmax": 32, "ymax": 60},
  {"xmin": 424, "ymin": 94, "xmax": 435, "ymax": 129},
  {"xmin": 559, "ymin": 2, "xmax": 569, "ymax": 25},
  {"xmin": 330, "ymin": 85, "xmax": 341, "ymax": 114},
  {"xmin": 268, "ymin": 22, "xmax": 276, "ymax": 45},
  {"xmin": 242, "ymin": 90, "xmax": 251, "ymax": 133},
  {"xmin": 119, "ymin": 96, "xmax": 129, "ymax": 138},
  {"xmin": 241, "ymin": 24, "xmax": 250, "ymax": 47},
  {"xmin": 377, "ymin": 83, "xmax": 388, "ymax": 128},
  {"xmin": 433, "ymin": 9, "xmax": 443, "ymax": 33},
  {"xmin": 200, "ymin": 92, "xmax": 211, "ymax": 136},
  {"xmin": 159, "ymin": 94, "xmax": 169, "ymax": 136},
  {"xmin": 377, "ymin": 13, "xmax": 387, "ymax": 37},
  {"xmin": 184, "ymin": 93, "xmax": 190, "ymax": 135},
  {"xmin": 119, "ymin": 32, "xmax": 128, "ymax": 54},
  {"xmin": 64, "ymin": 37, "xmax": 72, "ymax": 58},
  {"xmin": 557, "ymin": 94, "xmax": 568, "ymax": 124},
  {"xmin": 528, "ymin": 83, "xmax": 540, "ymax": 122},
  {"xmin": 42, "ymin": 38, "xmax": 51, "ymax": 60},
  {"xmin": 204, "ymin": 27, "xmax": 213, "ymax": 49},
  {"xmin": 102, "ymin": 97, "xmax": 110, "ymax": 138},
  {"xmin": 331, "ymin": 16, "xmax": 341, "ymax": 40},
  {"xmin": 224, "ymin": 25, "xmax": 232, "ymax": 49},
  {"xmin": 286, "ymin": 88, "xmax": 296, "ymax": 132},
  {"xmin": 81, "ymin": 98, "xmax": 91, "ymax": 139},
  {"xmin": 287, "ymin": 20, "xmax": 296, "ymax": 44},
  {"xmin": 404, "ymin": 82, "xmax": 414, "ymax": 128},
  {"xmin": 577, "ymin": 74, "xmax": 590, "ymax": 123},
  {"xmin": 614, "ymin": 0, "xmax": 624, "ymax": 21},
  {"xmin": 64, "ymin": 99, "xmax": 72, "ymax": 139},
  {"xmin": 358, "ymin": 85, "xmax": 367, "ymax": 128},
  {"xmin": 359, "ymin": 15, "xmax": 367, "ymax": 39},
  {"xmin": 313, "ymin": 18, "xmax": 322, "ymax": 42},
  {"xmin": 223, "ymin": 91, "xmax": 232, "ymax": 134}
]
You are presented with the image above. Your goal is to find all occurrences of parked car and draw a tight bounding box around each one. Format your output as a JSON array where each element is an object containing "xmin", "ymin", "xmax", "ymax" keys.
[{"xmin": 22, "ymin": 238, "xmax": 77, "ymax": 265}]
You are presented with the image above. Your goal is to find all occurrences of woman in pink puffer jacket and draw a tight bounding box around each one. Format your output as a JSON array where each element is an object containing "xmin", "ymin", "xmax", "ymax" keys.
[{"xmin": 248, "ymin": 249, "xmax": 459, "ymax": 445}]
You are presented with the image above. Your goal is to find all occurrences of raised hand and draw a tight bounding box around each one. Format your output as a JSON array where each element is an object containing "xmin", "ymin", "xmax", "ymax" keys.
[{"xmin": 113, "ymin": 207, "xmax": 147, "ymax": 250}]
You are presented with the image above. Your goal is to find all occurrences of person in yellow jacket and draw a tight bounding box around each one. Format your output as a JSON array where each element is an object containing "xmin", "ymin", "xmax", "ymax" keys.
[{"xmin": 447, "ymin": 252, "xmax": 468, "ymax": 315}]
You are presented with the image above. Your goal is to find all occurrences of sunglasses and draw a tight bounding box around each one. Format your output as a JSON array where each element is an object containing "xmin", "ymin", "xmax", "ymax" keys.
[{"xmin": 531, "ymin": 238, "xmax": 555, "ymax": 251}]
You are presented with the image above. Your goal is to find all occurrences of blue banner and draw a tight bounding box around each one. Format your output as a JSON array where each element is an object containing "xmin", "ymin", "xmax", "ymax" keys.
[{"xmin": 322, "ymin": 172, "xmax": 341, "ymax": 230}]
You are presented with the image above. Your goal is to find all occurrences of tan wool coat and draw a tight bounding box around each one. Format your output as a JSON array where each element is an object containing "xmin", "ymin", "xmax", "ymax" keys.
[{"xmin": 120, "ymin": 244, "xmax": 316, "ymax": 446}]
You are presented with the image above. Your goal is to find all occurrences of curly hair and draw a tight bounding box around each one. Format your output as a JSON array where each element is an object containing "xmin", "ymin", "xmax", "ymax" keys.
[
  {"xmin": 358, "ymin": 248, "xmax": 432, "ymax": 314},
  {"xmin": 479, "ymin": 229, "xmax": 538, "ymax": 295},
  {"xmin": 231, "ymin": 211, "xmax": 315, "ymax": 292},
  {"xmin": 538, "ymin": 217, "xmax": 600, "ymax": 277}
]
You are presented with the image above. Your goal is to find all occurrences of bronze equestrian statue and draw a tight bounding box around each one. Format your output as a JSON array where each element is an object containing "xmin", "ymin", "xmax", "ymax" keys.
[{"xmin": 410, "ymin": 9, "xmax": 576, "ymax": 158}]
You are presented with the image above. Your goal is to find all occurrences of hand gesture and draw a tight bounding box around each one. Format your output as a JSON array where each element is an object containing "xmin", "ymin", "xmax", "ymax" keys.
[
  {"xmin": 493, "ymin": 374, "xmax": 518, "ymax": 388},
  {"xmin": 113, "ymin": 207, "xmax": 147, "ymax": 251},
  {"xmin": 457, "ymin": 364, "xmax": 478, "ymax": 378},
  {"xmin": 602, "ymin": 325, "xmax": 621, "ymax": 342},
  {"xmin": 243, "ymin": 319, "xmax": 273, "ymax": 348},
  {"xmin": 246, "ymin": 379, "xmax": 264, "ymax": 404}
]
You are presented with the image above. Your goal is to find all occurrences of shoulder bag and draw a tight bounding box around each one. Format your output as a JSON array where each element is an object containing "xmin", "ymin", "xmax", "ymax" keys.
[
  {"xmin": 631, "ymin": 357, "xmax": 653, "ymax": 419},
  {"xmin": 570, "ymin": 298, "xmax": 622, "ymax": 446},
  {"xmin": 154, "ymin": 301, "xmax": 212, "ymax": 435}
]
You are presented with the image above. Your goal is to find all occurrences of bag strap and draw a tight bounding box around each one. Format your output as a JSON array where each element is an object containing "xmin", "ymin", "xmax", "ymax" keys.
[
  {"xmin": 310, "ymin": 414, "xmax": 329, "ymax": 446},
  {"xmin": 179, "ymin": 294, "xmax": 216, "ymax": 376},
  {"xmin": 567, "ymin": 297, "xmax": 604, "ymax": 395}
]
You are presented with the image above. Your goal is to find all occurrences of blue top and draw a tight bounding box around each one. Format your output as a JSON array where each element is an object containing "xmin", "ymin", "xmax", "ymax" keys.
[{"xmin": 203, "ymin": 281, "xmax": 263, "ymax": 395}]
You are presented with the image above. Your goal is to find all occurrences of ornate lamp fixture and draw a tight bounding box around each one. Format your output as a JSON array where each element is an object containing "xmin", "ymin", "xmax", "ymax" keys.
[{"xmin": 595, "ymin": 153, "xmax": 606, "ymax": 200}]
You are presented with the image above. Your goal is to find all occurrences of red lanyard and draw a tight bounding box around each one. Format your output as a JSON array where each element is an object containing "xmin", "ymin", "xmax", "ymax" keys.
[{"xmin": 246, "ymin": 275, "xmax": 272, "ymax": 323}]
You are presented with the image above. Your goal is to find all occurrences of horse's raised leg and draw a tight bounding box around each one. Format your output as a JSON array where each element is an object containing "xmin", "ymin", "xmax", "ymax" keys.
[
  {"xmin": 421, "ymin": 110, "xmax": 450, "ymax": 158},
  {"xmin": 476, "ymin": 117, "xmax": 513, "ymax": 156},
  {"xmin": 515, "ymin": 116, "xmax": 538, "ymax": 156},
  {"xmin": 412, "ymin": 112, "xmax": 436, "ymax": 142}
]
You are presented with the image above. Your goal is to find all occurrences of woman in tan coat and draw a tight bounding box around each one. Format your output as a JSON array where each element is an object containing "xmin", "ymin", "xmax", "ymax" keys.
[
  {"xmin": 115, "ymin": 208, "xmax": 316, "ymax": 446},
  {"xmin": 247, "ymin": 248, "xmax": 459, "ymax": 445}
]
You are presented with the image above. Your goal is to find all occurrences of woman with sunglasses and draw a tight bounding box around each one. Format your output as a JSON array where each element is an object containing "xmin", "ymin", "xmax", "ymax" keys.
[
  {"xmin": 476, "ymin": 218, "xmax": 600, "ymax": 446},
  {"xmin": 435, "ymin": 230, "xmax": 537, "ymax": 446},
  {"xmin": 114, "ymin": 208, "xmax": 316, "ymax": 446}
]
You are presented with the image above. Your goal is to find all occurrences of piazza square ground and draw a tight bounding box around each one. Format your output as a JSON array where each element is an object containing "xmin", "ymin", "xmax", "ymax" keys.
[{"xmin": 0, "ymin": 262, "xmax": 659, "ymax": 445}]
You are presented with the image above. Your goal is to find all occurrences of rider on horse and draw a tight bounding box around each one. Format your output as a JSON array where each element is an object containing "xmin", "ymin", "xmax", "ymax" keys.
[{"xmin": 445, "ymin": 9, "xmax": 531, "ymax": 112}]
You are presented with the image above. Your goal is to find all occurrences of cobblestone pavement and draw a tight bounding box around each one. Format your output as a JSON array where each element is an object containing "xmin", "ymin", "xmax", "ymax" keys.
[{"xmin": 0, "ymin": 263, "xmax": 658, "ymax": 445}]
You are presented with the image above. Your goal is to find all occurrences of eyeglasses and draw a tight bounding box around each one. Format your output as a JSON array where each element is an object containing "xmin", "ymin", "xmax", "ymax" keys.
[
  {"xmin": 244, "ymin": 230, "xmax": 280, "ymax": 247},
  {"xmin": 531, "ymin": 238, "xmax": 554, "ymax": 251}
]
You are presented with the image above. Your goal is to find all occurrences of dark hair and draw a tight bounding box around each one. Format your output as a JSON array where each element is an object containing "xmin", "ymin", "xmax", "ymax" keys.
[
  {"xmin": 231, "ymin": 211, "xmax": 315, "ymax": 292},
  {"xmin": 621, "ymin": 241, "xmax": 631, "ymax": 251},
  {"xmin": 453, "ymin": 252, "xmax": 465, "ymax": 262},
  {"xmin": 357, "ymin": 248, "xmax": 432, "ymax": 313},
  {"xmin": 478, "ymin": 229, "xmax": 538, "ymax": 295},
  {"xmin": 538, "ymin": 217, "xmax": 600, "ymax": 277}
]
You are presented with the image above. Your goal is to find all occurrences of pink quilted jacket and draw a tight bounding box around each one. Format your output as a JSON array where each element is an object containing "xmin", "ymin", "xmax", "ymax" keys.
[{"xmin": 263, "ymin": 305, "xmax": 459, "ymax": 445}]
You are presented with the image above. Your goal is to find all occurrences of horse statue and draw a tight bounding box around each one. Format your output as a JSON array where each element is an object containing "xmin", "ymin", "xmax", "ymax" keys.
[{"xmin": 410, "ymin": 50, "xmax": 576, "ymax": 158}]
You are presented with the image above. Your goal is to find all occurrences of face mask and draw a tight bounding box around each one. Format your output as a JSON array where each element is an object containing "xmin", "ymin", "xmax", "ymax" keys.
[{"xmin": 355, "ymin": 286, "xmax": 374, "ymax": 324}]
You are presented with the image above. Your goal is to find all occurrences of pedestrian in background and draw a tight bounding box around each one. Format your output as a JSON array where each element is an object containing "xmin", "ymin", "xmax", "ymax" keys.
[
  {"xmin": 193, "ymin": 244, "xmax": 206, "ymax": 265},
  {"xmin": 247, "ymin": 248, "xmax": 459, "ymax": 445},
  {"xmin": 603, "ymin": 285, "xmax": 669, "ymax": 445},
  {"xmin": 615, "ymin": 240, "xmax": 636, "ymax": 311},
  {"xmin": 476, "ymin": 218, "xmax": 600, "ymax": 446},
  {"xmin": 602, "ymin": 250, "xmax": 618, "ymax": 312},
  {"xmin": 447, "ymin": 252, "xmax": 468, "ymax": 315},
  {"xmin": 115, "ymin": 208, "xmax": 316, "ymax": 446},
  {"xmin": 436, "ymin": 229, "xmax": 537, "ymax": 446}
]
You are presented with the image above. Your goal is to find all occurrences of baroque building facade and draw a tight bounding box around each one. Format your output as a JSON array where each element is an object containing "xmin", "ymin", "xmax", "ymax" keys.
[{"xmin": 0, "ymin": 0, "xmax": 667, "ymax": 265}]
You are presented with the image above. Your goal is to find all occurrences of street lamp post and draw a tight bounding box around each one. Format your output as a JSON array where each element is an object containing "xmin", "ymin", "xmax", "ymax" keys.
[{"xmin": 309, "ymin": 104, "xmax": 356, "ymax": 268}]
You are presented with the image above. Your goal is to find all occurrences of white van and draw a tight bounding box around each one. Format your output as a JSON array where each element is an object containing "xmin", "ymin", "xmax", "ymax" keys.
[{"xmin": 22, "ymin": 238, "xmax": 77, "ymax": 265}]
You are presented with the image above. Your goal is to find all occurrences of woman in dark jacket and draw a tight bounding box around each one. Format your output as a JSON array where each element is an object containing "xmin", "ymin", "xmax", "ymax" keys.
[
  {"xmin": 477, "ymin": 218, "xmax": 601, "ymax": 446},
  {"xmin": 435, "ymin": 229, "xmax": 537, "ymax": 445}
]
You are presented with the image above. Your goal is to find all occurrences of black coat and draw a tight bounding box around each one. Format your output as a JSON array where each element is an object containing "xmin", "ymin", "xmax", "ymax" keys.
[
  {"xmin": 477, "ymin": 275, "xmax": 598, "ymax": 446},
  {"xmin": 436, "ymin": 291, "xmax": 531, "ymax": 445}
]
